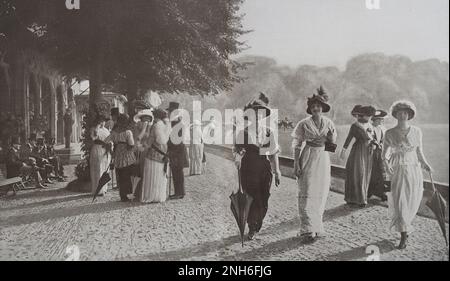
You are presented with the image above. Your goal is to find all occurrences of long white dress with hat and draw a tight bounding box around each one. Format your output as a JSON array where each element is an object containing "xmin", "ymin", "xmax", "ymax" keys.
[
  {"xmin": 292, "ymin": 116, "xmax": 337, "ymax": 235},
  {"xmin": 382, "ymin": 125, "xmax": 424, "ymax": 233}
]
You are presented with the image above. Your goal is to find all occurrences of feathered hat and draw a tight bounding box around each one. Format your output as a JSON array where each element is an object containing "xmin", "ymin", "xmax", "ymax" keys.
[
  {"xmin": 307, "ymin": 86, "xmax": 331, "ymax": 114},
  {"xmin": 244, "ymin": 92, "xmax": 272, "ymax": 117}
]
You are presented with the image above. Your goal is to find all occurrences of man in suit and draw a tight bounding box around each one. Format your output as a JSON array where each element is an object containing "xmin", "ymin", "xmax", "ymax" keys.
[
  {"xmin": 167, "ymin": 102, "xmax": 188, "ymax": 200},
  {"xmin": 6, "ymin": 136, "xmax": 46, "ymax": 189}
]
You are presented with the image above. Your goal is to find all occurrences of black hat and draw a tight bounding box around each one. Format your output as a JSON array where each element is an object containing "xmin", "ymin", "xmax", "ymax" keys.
[
  {"xmin": 351, "ymin": 105, "xmax": 363, "ymax": 117},
  {"xmin": 110, "ymin": 107, "xmax": 120, "ymax": 116},
  {"xmin": 244, "ymin": 92, "xmax": 272, "ymax": 117},
  {"xmin": 373, "ymin": 109, "xmax": 388, "ymax": 119},
  {"xmin": 307, "ymin": 86, "xmax": 331, "ymax": 114},
  {"xmin": 167, "ymin": 102, "xmax": 181, "ymax": 113},
  {"xmin": 359, "ymin": 106, "xmax": 377, "ymax": 117}
]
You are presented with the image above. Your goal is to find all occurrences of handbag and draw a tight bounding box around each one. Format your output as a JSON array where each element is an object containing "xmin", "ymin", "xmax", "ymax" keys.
[{"xmin": 324, "ymin": 141, "xmax": 337, "ymax": 153}]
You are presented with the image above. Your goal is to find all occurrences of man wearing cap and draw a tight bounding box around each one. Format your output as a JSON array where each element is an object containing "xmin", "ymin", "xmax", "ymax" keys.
[
  {"xmin": 167, "ymin": 102, "xmax": 188, "ymax": 200},
  {"xmin": 6, "ymin": 136, "xmax": 46, "ymax": 189}
]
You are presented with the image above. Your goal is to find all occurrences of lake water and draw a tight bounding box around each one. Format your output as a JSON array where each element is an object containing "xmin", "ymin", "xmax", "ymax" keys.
[{"xmin": 278, "ymin": 124, "xmax": 449, "ymax": 184}]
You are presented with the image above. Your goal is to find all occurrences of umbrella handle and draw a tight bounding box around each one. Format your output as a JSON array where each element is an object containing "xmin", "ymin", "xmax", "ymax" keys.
[
  {"xmin": 428, "ymin": 171, "xmax": 437, "ymax": 193},
  {"xmin": 237, "ymin": 167, "xmax": 243, "ymax": 193}
]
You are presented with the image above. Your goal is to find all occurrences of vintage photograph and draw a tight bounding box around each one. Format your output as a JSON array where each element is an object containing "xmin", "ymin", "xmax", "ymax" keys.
[{"xmin": 0, "ymin": 0, "xmax": 448, "ymax": 263}]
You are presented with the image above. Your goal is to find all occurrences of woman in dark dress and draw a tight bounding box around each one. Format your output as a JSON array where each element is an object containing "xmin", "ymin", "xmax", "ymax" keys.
[
  {"xmin": 368, "ymin": 110, "xmax": 388, "ymax": 201},
  {"xmin": 340, "ymin": 105, "xmax": 376, "ymax": 207},
  {"xmin": 233, "ymin": 93, "xmax": 281, "ymax": 240}
]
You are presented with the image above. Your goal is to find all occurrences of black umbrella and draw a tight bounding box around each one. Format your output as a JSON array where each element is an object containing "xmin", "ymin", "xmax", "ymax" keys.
[
  {"xmin": 92, "ymin": 166, "xmax": 112, "ymax": 202},
  {"xmin": 230, "ymin": 167, "xmax": 253, "ymax": 247},
  {"xmin": 426, "ymin": 171, "xmax": 448, "ymax": 246}
]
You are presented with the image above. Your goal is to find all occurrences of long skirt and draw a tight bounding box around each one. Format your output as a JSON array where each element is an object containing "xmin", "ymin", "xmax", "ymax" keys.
[
  {"xmin": 345, "ymin": 141, "xmax": 373, "ymax": 205},
  {"xmin": 90, "ymin": 144, "xmax": 111, "ymax": 195},
  {"xmin": 138, "ymin": 158, "xmax": 167, "ymax": 203},
  {"xmin": 368, "ymin": 148, "xmax": 386, "ymax": 198},
  {"xmin": 240, "ymin": 153, "xmax": 273, "ymax": 233},
  {"xmin": 387, "ymin": 163, "xmax": 423, "ymax": 233},
  {"xmin": 297, "ymin": 145, "xmax": 331, "ymax": 235},
  {"xmin": 189, "ymin": 144, "xmax": 204, "ymax": 175}
]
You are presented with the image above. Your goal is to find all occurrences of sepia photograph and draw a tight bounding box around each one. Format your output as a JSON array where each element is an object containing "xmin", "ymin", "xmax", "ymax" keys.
[{"xmin": 0, "ymin": 0, "xmax": 448, "ymax": 266}]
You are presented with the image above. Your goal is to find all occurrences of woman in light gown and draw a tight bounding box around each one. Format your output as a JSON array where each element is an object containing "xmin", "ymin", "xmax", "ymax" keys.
[
  {"xmin": 189, "ymin": 120, "xmax": 204, "ymax": 176},
  {"xmin": 292, "ymin": 86, "xmax": 337, "ymax": 243},
  {"xmin": 382, "ymin": 100, "xmax": 432, "ymax": 249},
  {"xmin": 137, "ymin": 109, "xmax": 171, "ymax": 203},
  {"xmin": 89, "ymin": 115, "xmax": 112, "ymax": 196}
]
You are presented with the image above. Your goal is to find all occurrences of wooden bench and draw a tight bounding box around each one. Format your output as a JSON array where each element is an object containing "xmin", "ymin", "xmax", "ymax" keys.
[{"xmin": 0, "ymin": 177, "xmax": 25, "ymax": 197}]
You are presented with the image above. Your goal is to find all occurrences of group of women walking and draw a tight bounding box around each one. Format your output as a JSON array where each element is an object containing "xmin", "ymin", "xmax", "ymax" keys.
[
  {"xmin": 234, "ymin": 88, "xmax": 432, "ymax": 250},
  {"xmin": 292, "ymin": 89, "xmax": 431, "ymax": 249}
]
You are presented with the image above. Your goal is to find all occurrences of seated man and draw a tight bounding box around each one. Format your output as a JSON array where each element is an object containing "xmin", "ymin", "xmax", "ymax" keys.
[
  {"xmin": 6, "ymin": 136, "xmax": 46, "ymax": 189},
  {"xmin": 33, "ymin": 138, "xmax": 56, "ymax": 184},
  {"xmin": 46, "ymin": 138, "xmax": 66, "ymax": 181}
]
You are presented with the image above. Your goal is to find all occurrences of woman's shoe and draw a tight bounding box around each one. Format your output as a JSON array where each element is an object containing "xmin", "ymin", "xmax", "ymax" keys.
[
  {"xmin": 248, "ymin": 230, "xmax": 256, "ymax": 241},
  {"xmin": 398, "ymin": 232, "xmax": 408, "ymax": 250},
  {"xmin": 299, "ymin": 233, "xmax": 317, "ymax": 244}
]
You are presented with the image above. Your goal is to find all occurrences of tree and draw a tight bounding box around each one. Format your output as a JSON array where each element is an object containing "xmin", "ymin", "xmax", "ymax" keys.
[{"xmin": 1, "ymin": 0, "xmax": 247, "ymax": 106}]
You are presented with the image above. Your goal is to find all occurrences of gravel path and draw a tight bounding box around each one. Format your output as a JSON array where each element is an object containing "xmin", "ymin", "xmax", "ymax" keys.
[{"xmin": 0, "ymin": 153, "xmax": 448, "ymax": 261}]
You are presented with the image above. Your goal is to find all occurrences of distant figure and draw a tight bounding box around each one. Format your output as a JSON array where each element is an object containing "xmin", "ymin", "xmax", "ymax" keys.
[
  {"xmin": 136, "ymin": 109, "xmax": 171, "ymax": 203},
  {"xmin": 64, "ymin": 109, "xmax": 74, "ymax": 149},
  {"xmin": 105, "ymin": 114, "xmax": 136, "ymax": 202},
  {"xmin": 340, "ymin": 105, "xmax": 376, "ymax": 207},
  {"xmin": 368, "ymin": 110, "xmax": 388, "ymax": 201},
  {"xmin": 105, "ymin": 107, "xmax": 120, "ymax": 131},
  {"xmin": 89, "ymin": 115, "xmax": 112, "ymax": 197},
  {"xmin": 292, "ymin": 87, "xmax": 337, "ymax": 243},
  {"xmin": 189, "ymin": 120, "xmax": 204, "ymax": 176},
  {"xmin": 382, "ymin": 100, "xmax": 432, "ymax": 249},
  {"xmin": 167, "ymin": 102, "xmax": 188, "ymax": 200}
]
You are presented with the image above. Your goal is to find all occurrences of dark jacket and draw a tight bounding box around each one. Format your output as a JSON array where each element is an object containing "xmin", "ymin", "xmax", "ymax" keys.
[
  {"xmin": 168, "ymin": 119, "xmax": 187, "ymax": 167},
  {"xmin": 6, "ymin": 147, "xmax": 23, "ymax": 178}
]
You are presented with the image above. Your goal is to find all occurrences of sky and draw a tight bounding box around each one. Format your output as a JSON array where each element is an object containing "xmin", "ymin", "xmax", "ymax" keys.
[{"xmin": 238, "ymin": 0, "xmax": 449, "ymax": 69}]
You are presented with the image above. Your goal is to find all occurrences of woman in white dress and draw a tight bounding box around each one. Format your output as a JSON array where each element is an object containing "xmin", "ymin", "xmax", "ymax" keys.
[
  {"xmin": 89, "ymin": 115, "xmax": 112, "ymax": 196},
  {"xmin": 382, "ymin": 100, "xmax": 432, "ymax": 249},
  {"xmin": 137, "ymin": 109, "xmax": 171, "ymax": 203},
  {"xmin": 292, "ymin": 87, "xmax": 337, "ymax": 243},
  {"xmin": 189, "ymin": 120, "xmax": 204, "ymax": 175}
]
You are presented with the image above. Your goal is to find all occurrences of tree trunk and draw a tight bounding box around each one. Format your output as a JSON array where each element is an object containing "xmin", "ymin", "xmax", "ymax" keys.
[{"xmin": 89, "ymin": 47, "xmax": 104, "ymax": 107}]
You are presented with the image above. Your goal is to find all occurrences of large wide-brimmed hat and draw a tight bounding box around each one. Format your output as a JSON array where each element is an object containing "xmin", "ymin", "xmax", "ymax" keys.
[
  {"xmin": 373, "ymin": 109, "xmax": 388, "ymax": 119},
  {"xmin": 167, "ymin": 102, "xmax": 181, "ymax": 112},
  {"xmin": 133, "ymin": 109, "xmax": 154, "ymax": 123},
  {"xmin": 351, "ymin": 105, "xmax": 363, "ymax": 117},
  {"xmin": 360, "ymin": 106, "xmax": 376, "ymax": 117},
  {"xmin": 244, "ymin": 92, "xmax": 272, "ymax": 117},
  {"xmin": 351, "ymin": 105, "xmax": 376, "ymax": 117},
  {"xmin": 390, "ymin": 100, "xmax": 416, "ymax": 120},
  {"xmin": 307, "ymin": 86, "xmax": 331, "ymax": 114}
]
